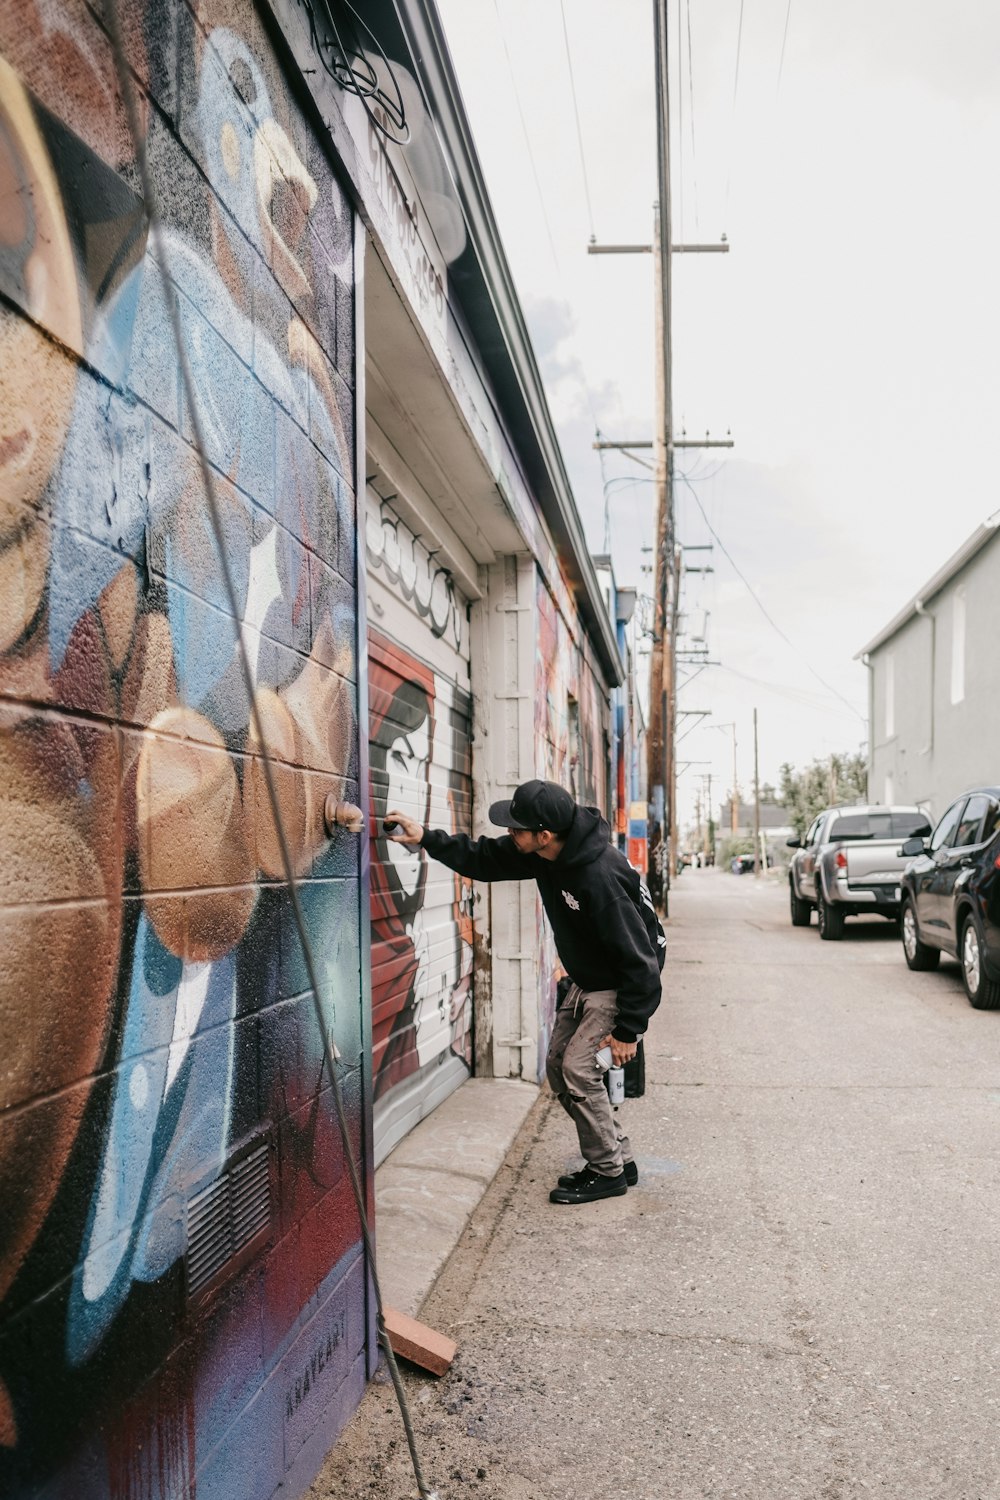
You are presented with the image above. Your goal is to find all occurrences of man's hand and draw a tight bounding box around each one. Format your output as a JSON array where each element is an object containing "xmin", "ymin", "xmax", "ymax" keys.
[
  {"xmin": 600, "ymin": 1033, "xmax": 638, "ymax": 1067},
  {"xmin": 383, "ymin": 810, "xmax": 424, "ymax": 846}
]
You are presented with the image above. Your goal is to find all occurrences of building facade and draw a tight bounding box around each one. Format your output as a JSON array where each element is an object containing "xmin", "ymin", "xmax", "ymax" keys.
[
  {"xmin": 858, "ymin": 514, "xmax": 1000, "ymax": 819},
  {"xmin": 593, "ymin": 556, "xmax": 647, "ymax": 862},
  {"xmin": 0, "ymin": 0, "xmax": 632, "ymax": 1494}
]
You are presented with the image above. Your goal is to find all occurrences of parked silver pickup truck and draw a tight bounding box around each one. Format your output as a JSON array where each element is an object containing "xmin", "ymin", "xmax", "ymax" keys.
[{"xmin": 787, "ymin": 804, "xmax": 933, "ymax": 940}]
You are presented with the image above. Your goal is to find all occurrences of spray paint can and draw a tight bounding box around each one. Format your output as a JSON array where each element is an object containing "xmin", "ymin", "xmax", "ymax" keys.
[{"xmin": 595, "ymin": 1046, "xmax": 626, "ymax": 1106}]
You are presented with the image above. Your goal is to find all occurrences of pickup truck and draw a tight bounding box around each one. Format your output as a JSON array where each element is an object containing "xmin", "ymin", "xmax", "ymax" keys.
[{"xmin": 787, "ymin": 804, "xmax": 933, "ymax": 940}]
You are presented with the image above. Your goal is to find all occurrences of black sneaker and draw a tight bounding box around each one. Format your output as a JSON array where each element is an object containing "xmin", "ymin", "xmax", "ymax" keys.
[
  {"xmin": 549, "ymin": 1169, "xmax": 628, "ymax": 1205},
  {"xmin": 558, "ymin": 1161, "xmax": 638, "ymax": 1189}
]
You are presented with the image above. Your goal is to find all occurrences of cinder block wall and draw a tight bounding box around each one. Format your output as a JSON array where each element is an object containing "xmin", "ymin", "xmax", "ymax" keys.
[{"xmin": 0, "ymin": 2, "xmax": 371, "ymax": 1495}]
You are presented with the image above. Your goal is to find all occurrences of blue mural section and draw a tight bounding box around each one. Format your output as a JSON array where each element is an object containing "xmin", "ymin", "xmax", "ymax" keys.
[{"xmin": 0, "ymin": 0, "xmax": 369, "ymax": 1494}]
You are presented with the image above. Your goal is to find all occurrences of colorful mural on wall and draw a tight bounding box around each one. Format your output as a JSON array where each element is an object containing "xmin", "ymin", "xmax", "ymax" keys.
[
  {"xmin": 534, "ymin": 573, "xmax": 608, "ymax": 1075},
  {"xmin": 0, "ymin": 1, "xmax": 368, "ymax": 1495},
  {"xmin": 368, "ymin": 629, "xmax": 473, "ymax": 1162},
  {"xmin": 535, "ymin": 577, "xmax": 605, "ymax": 808}
]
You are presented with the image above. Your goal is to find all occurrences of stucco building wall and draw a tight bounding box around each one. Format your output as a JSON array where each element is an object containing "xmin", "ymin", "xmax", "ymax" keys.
[{"xmin": 866, "ymin": 527, "xmax": 1000, "ymax": 818}]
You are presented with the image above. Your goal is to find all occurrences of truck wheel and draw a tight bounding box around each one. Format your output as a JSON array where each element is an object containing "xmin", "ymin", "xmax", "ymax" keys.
[
  {"xmin": 901, "ymin": 899, "xmax": 940, "ymax": 972},
  {"xmin": 789, "ymin": 882, "xmax": 811, "ymax": 927},
  {"xmin": 817, "ymin": 898, "xmax": 844, "ymax": 941},
  {"xmin": 961, "ymin": 917, "xmax": 1000, "ymax": 1010}
]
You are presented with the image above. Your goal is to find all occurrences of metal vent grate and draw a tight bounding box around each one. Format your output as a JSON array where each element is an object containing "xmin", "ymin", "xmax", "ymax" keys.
[{"xmin": 187, "ymin": 1142, "xmax": 271, "ymax": 1298}]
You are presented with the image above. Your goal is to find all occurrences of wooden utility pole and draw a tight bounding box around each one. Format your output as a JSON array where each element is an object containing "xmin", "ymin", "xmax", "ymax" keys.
[
  {"xmin": 590, "ymin": 0, "xmax": 730, "ymax": 913},
  {"xmin": 729, "ymin": 723, "xmax": 739, "ymax": 833}
]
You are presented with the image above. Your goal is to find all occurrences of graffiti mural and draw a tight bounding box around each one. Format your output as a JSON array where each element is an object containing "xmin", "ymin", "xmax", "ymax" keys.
[
  {"xmin": 0, "ymin": 1, "xmax": 368, "ymax": 1496},
  {"xmin": 535, "ymin": 577, "xmax": 604, "ymax": 807},
  {"xmin": 365, "ymin": 488, "xmax": 465, "ymax": 652},
  {"xmin": 368, "ymin": 629, "xmax": 473, "ymax": 1161}
]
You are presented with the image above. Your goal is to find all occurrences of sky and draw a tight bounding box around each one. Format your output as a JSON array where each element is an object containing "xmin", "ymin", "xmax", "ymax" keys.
[{"xmin": 434, "ymin": 0, "xmax": 1000, "ymax": 833}]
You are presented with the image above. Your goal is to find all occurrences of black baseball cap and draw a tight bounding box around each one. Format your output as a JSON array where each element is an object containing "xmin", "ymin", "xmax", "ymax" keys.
[{"xmin": 488, "ymin": 779, "xmax": 575, "ymax": 835}]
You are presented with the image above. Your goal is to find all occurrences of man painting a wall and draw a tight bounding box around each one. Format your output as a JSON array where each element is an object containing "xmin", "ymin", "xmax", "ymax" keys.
[{"xmin": 385, "ymin": 779, "xmax": 665, "ymax": 1204}]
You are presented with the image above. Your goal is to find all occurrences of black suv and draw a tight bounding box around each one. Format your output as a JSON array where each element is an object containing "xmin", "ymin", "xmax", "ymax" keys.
[{"xmin": 899, "ymin": 788, "xmax": 1000, "ymax": 1008}]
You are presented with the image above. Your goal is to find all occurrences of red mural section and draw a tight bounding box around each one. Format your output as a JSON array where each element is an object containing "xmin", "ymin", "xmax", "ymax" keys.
[
  {"xmin": 368, "ymin": 629, "xmax": 473, "ymax": 1155},
  {"xmin": 0, "ymin": 2, "xmax": 369, "ymax": 1496},
  {"xmin": 535, "ymin": 578, "xmax": 605, "ymax": 808}
]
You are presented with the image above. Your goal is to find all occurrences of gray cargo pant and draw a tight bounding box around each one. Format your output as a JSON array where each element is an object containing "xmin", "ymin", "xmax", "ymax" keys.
[{"xmin": 545, "ymin": 984, "xmax": 633, "ymax": 1179}]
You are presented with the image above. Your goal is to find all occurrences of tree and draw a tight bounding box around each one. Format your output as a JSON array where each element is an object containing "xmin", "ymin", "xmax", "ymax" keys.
[
  {"xmin": 718, "ymin": 834, "xmax": 755, "ymax": 866},
  {"xmin": 778, "ymin": 752, "xmax": 868, "ymax": 839}
]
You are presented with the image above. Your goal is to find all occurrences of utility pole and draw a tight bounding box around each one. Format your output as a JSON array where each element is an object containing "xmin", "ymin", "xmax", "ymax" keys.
[
  {"xmin": 709, "ymin": 720, "xmax": 739, "ymax": 836},
  {"xmin": 731, "ymin": 723, "xmax": 739, "ymax": 835},
  {"xmin": 753, "ymin": 707, "xmax": 761, "ymax": 878},
  {"xmin": 588, "ymin": 0, "xmax": 731, "ymax": 912},
  {"xmin": 702, "ymin": 770, "xmax": 713, "ymax": 863},
  {"xmin": 649, "ymin": 0, "xmax": 673, "ymax": 912},
  {"xmin": 651, "ymin": 0, "xmax": 688, "ymax": 910}
]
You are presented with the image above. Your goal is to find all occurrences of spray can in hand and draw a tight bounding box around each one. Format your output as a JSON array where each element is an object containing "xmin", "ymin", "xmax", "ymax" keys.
[{"xmin": 595, "ymin": 1045, "xmax": 626, "ymax": 1106}]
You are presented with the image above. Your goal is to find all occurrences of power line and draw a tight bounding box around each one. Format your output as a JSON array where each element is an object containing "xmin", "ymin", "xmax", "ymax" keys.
[
  {"xmin": 491, "ymin": 0, "xmax": 563, "ymax": 274},
  {"xmin": 715, "ymin": 662, "xmax": 865, "ymax": 720},
  {"xmin": 676, "ymin": 0, "xmax": 684, "ymax": 242},
  {"xmin": 675, "ymin": 471, "xmax": 866, "ymax": 721},
  {"xmin": 684, "ymin": 0, "xmax": 700, "ymax": 236},
  {"xmin": 776, "ymin": 0, "xmax": 793, "ymax": 97},
  {"xmin": 723, "ymin": 0, "xmax": 746, "ymax": 227},
  {"xmin": 559, "ymin": 0, "xmax": 596, "ymax": 240},
  {"xmin": 602, "ymin": 474, "xmax": 656, "ymax": 551},
  {"xmin": 491, "ymin": 0, "xmax": 606, "ymax": 458}
]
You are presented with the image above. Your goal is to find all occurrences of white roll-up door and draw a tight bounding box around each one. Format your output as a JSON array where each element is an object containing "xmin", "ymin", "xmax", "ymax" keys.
[{"xmin": 366, "ymin": 488, "xmax": 474, "ymax": 1165}]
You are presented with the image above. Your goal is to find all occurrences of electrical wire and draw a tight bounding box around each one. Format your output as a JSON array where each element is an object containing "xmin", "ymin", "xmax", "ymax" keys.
[
  {"xmin": 491, "ymin": 0, "xmax": 562, "ymax": 276},
  {"xmin": 492, "ymin": 0, "xmax": 608, "ymax": 468},
  {"xmin": 676, "ymin": 0, "xmax": 684, "ymax": 244},
  {"xmin": 776, "ymin": 0, "xmax": 793, "ymax": 97},
  {"xmin": 105, "ymin": 7, "xmax": 439, "ymax": 1496},
  {"xmin": 715, "ymin": 662, "xmax": 866, "ymax": 720},
  {"xmin": 677, "ymin": 460, "xmax": 727, "ymax": 484},
  {"xmin": 684, "ymin": 0, "xmax": 700, "ymax": 237},
  {"xmin": 602, "ymin": 474, "xmax": 656, "ymax": 552},
  {"xmin": 675, "ymin": 471, "xmax": 865, "ymax": 723},
  {"xmin": 559, "ymin": 0, "xmax": 596, "ymax": 241},
  {"xmin": 723, "ymin": 0, "xmax": 746, "ymax": 228}
]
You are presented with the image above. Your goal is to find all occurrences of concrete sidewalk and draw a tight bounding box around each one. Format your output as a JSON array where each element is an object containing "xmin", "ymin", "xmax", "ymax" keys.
[{"xmin": 373, "ymin": 1077, "xmax": 538, "ymax": 1318}]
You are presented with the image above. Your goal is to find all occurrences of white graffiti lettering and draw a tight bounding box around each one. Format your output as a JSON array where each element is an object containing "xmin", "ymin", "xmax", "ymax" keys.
[
  {"xmin": 366, "ymin": 116, "xmax": 446, "ymax": 323},
  {"xmin": 365, "ymin": 496, "xmax": 463, "ymax": 650}
]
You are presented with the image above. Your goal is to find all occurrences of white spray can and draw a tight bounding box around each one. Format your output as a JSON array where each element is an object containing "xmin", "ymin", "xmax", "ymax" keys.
[{"xmin": 595, "ymin": 1046, "xmax": 626, "ymax": 1105}]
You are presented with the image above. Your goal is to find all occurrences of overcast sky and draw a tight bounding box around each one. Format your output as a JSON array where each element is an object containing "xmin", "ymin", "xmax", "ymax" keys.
[{"xmin": 435, "ymin": 0, "xmax": 1000, "ymax": 830}]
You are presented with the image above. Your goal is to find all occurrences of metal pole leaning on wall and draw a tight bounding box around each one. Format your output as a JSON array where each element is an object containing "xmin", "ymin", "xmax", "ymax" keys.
[
  {"xmin": 104, "ymin": 8, "xmax": 439, "ymax": 1496},
  {"xmin": 753, "ymin": 707, "xmax": 761, "ymax": 878},
  {"xmin": 649, "ymin": 0, "xmax": 674, "ymax": 904}
]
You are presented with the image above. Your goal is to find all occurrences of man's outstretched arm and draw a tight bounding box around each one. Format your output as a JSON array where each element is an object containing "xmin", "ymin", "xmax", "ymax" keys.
[{"xmin": 384, "ymin": 811, "xmax": 527, "ymax": 882}]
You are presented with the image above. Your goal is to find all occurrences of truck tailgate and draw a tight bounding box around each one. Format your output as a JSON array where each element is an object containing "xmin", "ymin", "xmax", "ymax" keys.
[{"xmin": 845, "ymin": 841, "xmax": 908, "ymax": 885}]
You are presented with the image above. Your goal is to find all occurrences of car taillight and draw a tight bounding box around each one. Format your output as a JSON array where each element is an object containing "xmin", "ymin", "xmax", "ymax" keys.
[
  {"xmin": 994, "ymin": 854, "xmax": 1000, "ymax": 871},
  {"xmin": 835, "ymin": 850, "xmax": 847, "ymax": 870}
]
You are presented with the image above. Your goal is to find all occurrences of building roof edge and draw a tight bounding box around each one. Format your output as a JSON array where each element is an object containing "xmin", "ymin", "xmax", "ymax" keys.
[
  {"xmin": 391, "ymin": 0, "xmax": 624, "ymax": 687},
  {"xmin": 855, "ymin": 510, "xmax": 1000, "ymax": 660}
]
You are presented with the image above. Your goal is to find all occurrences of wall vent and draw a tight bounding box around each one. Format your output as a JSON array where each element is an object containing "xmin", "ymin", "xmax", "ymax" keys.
[{"xmin": 186, "ymin": 1141, "xmax": 271, "ymax": 1300}]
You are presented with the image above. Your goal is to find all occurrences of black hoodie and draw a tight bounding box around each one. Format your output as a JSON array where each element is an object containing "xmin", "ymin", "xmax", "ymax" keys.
[{"xmin": 420, "ymin": 806, "xmax": 665, "ymax": 1043}]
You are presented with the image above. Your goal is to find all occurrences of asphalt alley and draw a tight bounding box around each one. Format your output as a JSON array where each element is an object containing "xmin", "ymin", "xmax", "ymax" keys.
[{"xmin": 315, "ymin": 868, "xmax": 1000, "ymax": 1500}]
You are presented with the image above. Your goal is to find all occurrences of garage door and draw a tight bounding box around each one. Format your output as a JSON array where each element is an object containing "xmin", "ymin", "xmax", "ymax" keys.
[{"xmin": 366, "ymin": 489, "xmax": 474, "ymax": 1165}]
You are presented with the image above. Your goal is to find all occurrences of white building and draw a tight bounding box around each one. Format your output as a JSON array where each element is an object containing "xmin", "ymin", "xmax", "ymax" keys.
[{"xmin": 857, "ymin": 512, "xmax": 1000, "ymax": 818}]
